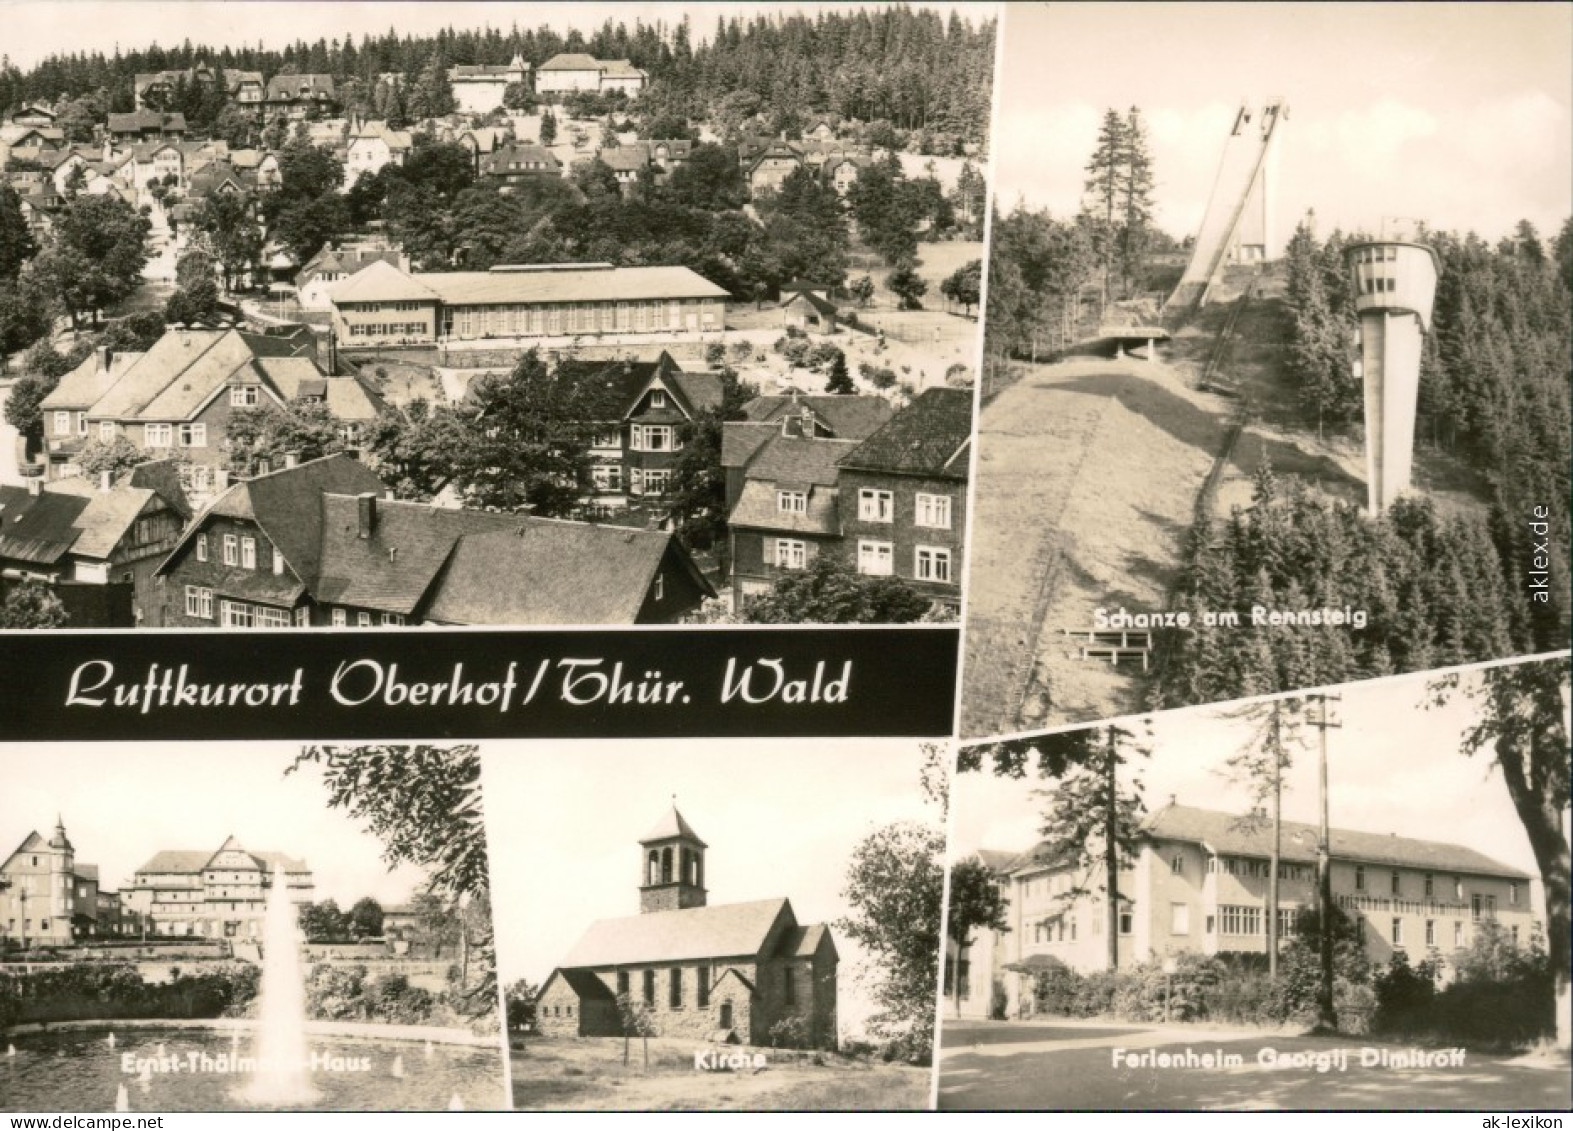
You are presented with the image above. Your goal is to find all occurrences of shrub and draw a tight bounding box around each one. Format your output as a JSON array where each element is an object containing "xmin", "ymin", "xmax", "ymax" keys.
[
  {"xmin": 1373, "ymin": 952, "xmax": 1442, "ymax": 1035},
  {"xmin": 730, "ymin": 341, "xmax": 754, "ymax": 364},
  {"xmin": 779, "ymin": 338, "xmax": 810, "ymax": 367},
  {"xmin": 768, "ymin": 1015, "xmax": 810, "ymax": 1048},
  {"xmin": 860, "ymin": 362, "xmax": 897, "ymax": 390},
  {"xmin": 704, "ymin": 342, "xmax": 727, "ymax": 368}
]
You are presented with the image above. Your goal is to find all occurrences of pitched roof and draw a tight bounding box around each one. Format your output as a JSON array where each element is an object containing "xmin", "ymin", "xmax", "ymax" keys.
[
  {"xmin": 729, "ymin": 479, "xmax": 840, "ymax": 537},
  {"xmin": 598, "ymin": 146, "xmax": 648, "ymax": 173},
  {"xmin": 78, "ymin": 329, "xmax": 233, "ymax": 420},
  {"xmin": 837, "ymin": 386, "xmax": 972, "ymax": 478},
  {"xmin": 641, "ymin": 806, "xmax": 705, "ymax": 846},
  {"xmin": 41, "ymin": 479, "xmax": 162, "ymax": 559},
  {"xmin": 135, "ymin": 844, "xmax": 308, "ymax": 876},
  {"xmin": 479, "ymin": 143, "xmax": 562, "ymax": 175},
  {"xmin": 40, "ymin": 348, "xmax": 145, "ymax": 410},
  {"xmin": 776, "ymin": 922, "xmax": 837, "ymax": 960},
  {"xmin": 543, "ymin": 968, "xmax": 617, "ymax": 1001},
  {"xmin": 108, "ymin": 110, "xmax": 186, "ymax": 134},
  {"xmin": 1144, "ymin": 803, "xmax": 1534, "ymax": 881},
  {"xmin": 412, "ymin": 265, "xmax": 730, "ymax": 307},
  {"xmin": 560, "ymin": 898, "xmax": 794, "ymax": 968},
  {"xmin": 739, "ymin": 434, "xmax": 858, "ymax": 488},
  {"xmin": 157, "ymin": 454, "xmax": 386, "ymax": 585},
  {"xmin": 327, "ymin": 259, "xmax": 441, "ymax": 304},
  {"xmin": 539, "ymin": 53, "xmax": 607, "ymax": 72},
  {"xmin": 421, "ymin": 521, "xmax": 711, "ymax": 625},
  {"xmin": 720, "ymin": 422, "xmax": 777, "ymax": 470},
  {"xmin": 265, "ymin": 74, "xmax": 336, "ymax": 99},
  {"xmin": 0, "ymin": 487, "xmax": 90, "ymax": 564},
  {"xmin": 741, "ymin": 394, "xmax": 894, "ymax": 441}
]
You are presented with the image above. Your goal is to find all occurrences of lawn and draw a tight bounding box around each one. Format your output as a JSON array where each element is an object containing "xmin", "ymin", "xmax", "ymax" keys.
[{"xmin": 510, "ymin": 1037, "xmax": 929, "ymax": 1112}]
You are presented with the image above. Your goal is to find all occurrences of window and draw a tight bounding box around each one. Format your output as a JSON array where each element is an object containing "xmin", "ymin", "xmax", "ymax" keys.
[
  {"xmin": 642, "ymin": 969, "xmax": 655, "ymax": 1006},
  {"xmin": 777, "ymin": 490, "xmax": 808, "ymax": 514},
  {"xmin": 652, "ymin": 575, "xmax": 664, "ymax": 602},
  {"xmin": 272, "ymin": 548, "xmax": 285, "ymax": 575},
  {"xmin": 915, "ymin": 546, "xmax": 952, "ymax": 583},
  {"xmin": 331, "ymin": 608, "xmax": 347, "ymax": 628},
  {"xmin": 915, "ymin": 492, "xmax": 951, "ymax": 529},
  {"xmin": 1424, "ymin": 873, "xmax": 1434, "ymax": 898},
  {"xmin": 642, "ymin": 469, "xmax": 671, "ymax": 496},
  {"xmin": 178, "ymin": 423, "xmax": 206, "ymax": 447},
  {"xmin": 591, "ymin": 464, "xmax": 623, "ymax": 492},
  {"xmin": 230, "ymin": 386, "xmax": 259, "ymax": 407},
  {"xmin": 240, "ymin": 536, "xmax": 256, "ymax": 570},
  {"xmin": 775, "ymin": 539, "xmax": 807, "ymax": 570},
  {"xmin": 1471, "ymin": 894, "xmax": 1482, "ymax": 921},
  {"xmin": 649, "ymin": 390, "xmax": 668, "ymax": 409},
  {"xmin": 1118, "ymin": 910, "xmax": 1133, "ymax": 935},
  {"xmin": 381, "ymin": 612, "xmax": 404, "ymax": 626},
  {"xmin": 196, "ymin": 533, "xmax": 209, "ymax": 562},
  {"xmin": 631, "ymin": 424, "xmax": 677, "ymax": 452},
  {"xmin": 616, "ymin": 971, "xmax": 629, "ymax": 997},
  {"xmin": 222, "ymin": 534, "xmax": 238, "ymax": 566},
  {"xmin": 783, "ymin": 967, "xmax": 795, "ymax": 1005},
  {"xmin": 1392, "ymin": 917, "xmax": 1404, "ymax": 947},
  {"xmin": 1425, "ymin": 919, "xmax": 1436, "ymax": 947},
  {"xmin": 221, "ymin": 600, "xmax": 290, "ymax": 628},
  {"xmin": 1171, "ymin": 854, "xmax": 1184, "ymax": 875},
  {"xmin": 669, "ymin": 968, "xmax": 683, "ymax": 1009},
  {"xmin": 294, "ymin": 605, "xmax": 309, "ymax": 627},
  {"xmin": 719, "ymin": 1001, "xmax": 733, "ymax": 1030},
  {"xmin": 697, "ymin": 966, "xmax": 709, "ymax": 1008},
  {"xmin": 1454, "ymin": 876, "xmax": 1463, "ymax": 900},
  {"xmin": 1219, "ymin": 905, "xmax": 1263, "ymax": 936},
  {"xmin": 1453, "ymin": 920, "xmax": 1463, "ymax": 947},
  {"xmin": 53, "ymin": 411, "xmax": 70, "ymax": 436},
  {"xmin": 184, "ymin": 586, "xmax": 213, "ymax": 620},
  {"xmin": 1354, "ymin": 866, "xmax": 1366, "ymax": 892},
  {"xmin": 76, "ymin": 412, "xmax": 87, "ymax": 436},
  {"xmin": 1170, "ymin": 902, "xmax": 1190, "ymax": 935},
  {"xmin": 1509, "ymin": 883, "xmax": 1519, "ymax": 906},
  {"xmin": 1390, "ymin": 871, "xmax": 1401, "ymax": 896},
  {"xmin": 857, "ymin": 488, "xmax": 893, "ymax": 522},
  {"xmin": 1277, "ymin": 908, "xmax": 1298, "ymax": 938},
  {"xmin": 857, "ymin": 540, "xmax": 893, "ymax": 576},
  {"xmin": 357, "ymin": 612, "xmax": 372, "ymax": 627}
]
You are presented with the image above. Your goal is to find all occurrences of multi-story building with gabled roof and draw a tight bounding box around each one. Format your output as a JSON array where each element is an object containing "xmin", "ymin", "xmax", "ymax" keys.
[
  {"xmin": 947, "ymin": 800, "xmax": 1538, "ymax": 1020},
  {"xmin": 122, "ymin": 835, "xmax": 314, "ymax": 941}
]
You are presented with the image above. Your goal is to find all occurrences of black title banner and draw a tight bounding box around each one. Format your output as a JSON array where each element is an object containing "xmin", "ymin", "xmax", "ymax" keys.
[{"xmin": 0, "ymin": 628, "xmax": 959, "ymax": 741}]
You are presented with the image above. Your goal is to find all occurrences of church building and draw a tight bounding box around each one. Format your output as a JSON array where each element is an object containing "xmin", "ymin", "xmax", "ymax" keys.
[{"xmin": 535, "ymin": 806, "xmax": 839, "ymax": 1048}]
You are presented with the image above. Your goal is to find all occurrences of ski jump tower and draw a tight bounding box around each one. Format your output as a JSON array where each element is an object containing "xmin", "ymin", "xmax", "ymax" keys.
[
  {"xmin": 1166, "ymin": 99, "xmax": 1287, "ymax": 312},
  {"xmin": 1345, "ymin": 241, "xmax": 1440, "ymax": 515}
]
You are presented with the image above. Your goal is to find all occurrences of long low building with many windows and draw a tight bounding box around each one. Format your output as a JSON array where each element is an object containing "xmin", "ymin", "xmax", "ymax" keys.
[
  {"xmin": 327, "ymin": 260, "xmax": 730, "ymax": 346},
  {"xmin": 946, "ymin": 799, "xmax": 1538, "ymax": 1021}
]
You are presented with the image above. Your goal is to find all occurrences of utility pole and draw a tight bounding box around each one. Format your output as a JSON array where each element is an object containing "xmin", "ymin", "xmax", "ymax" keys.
[
  {"xmin": 1105, "ymin": 725, "xmax": 1119, "ymax": 972},
  {"xmin": 1266, "ymin": 705, "xmax": 1282, "ymax": 979},
  {"xmin": 1307, "ymin": 693, "xmax": 1342, "ymax": 1030}
]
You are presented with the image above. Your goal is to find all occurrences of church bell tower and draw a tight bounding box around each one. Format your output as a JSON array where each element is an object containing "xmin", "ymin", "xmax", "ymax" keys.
[{"xmin": 638, "ymin": 804, "xmax": 707, "ymax": 914}]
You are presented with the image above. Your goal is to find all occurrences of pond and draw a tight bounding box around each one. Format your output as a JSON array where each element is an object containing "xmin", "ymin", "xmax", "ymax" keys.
[{"xmin": 1, "ymin": 1028, "xmax": 507, "ymax": 1112}]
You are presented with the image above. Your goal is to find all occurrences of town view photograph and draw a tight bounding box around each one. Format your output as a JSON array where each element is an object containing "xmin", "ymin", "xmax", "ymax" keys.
[{"xmin": 0, "ymin": 1, "xmax": 992, "ymax": 629}]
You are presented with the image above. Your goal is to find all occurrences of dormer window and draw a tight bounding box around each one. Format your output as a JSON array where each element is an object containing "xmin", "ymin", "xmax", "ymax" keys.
[
  {"xmin": 649, "ymin": 389, "xmax": 668, "ymax": 409},
  {"xmin": 777, "ymin": 490, "xmax": 808, "ymax": 514}
]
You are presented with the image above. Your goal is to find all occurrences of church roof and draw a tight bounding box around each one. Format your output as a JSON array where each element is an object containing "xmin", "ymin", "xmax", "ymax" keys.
[
  {"xmin": 640, "ymin": 806, "xmax": 706, "ymax": 846},
  {"xmin": 560, "ymin": 897, "xmax": 794, "ymax": 967}
]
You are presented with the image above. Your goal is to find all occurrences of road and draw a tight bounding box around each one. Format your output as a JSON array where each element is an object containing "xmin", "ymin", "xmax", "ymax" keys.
[
  {"xmin": 938, "ymin": 1018, "xmax": 1572, "ymax": 1111},
  {"xmin": 0, "ymin": 377, "xmax": 24, "ymax": 485}
]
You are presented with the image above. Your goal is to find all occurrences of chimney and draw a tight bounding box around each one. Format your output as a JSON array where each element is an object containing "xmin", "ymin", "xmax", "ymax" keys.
[
  {"xmin": 97, "ymin": 346, "xmax": 112, "ymax": 374},
  {"xmin": 357, "ymin": 492, "xmax": 377, "ymax": 539}
]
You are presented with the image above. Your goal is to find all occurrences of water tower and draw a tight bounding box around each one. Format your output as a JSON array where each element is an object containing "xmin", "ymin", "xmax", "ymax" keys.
[{"xmin": 1345, "ymin": 241, "xmax": 1440, "ymax": 514}]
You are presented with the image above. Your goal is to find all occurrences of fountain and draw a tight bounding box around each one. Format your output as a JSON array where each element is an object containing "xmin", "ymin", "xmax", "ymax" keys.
[
  {"xmin": 391, "ymin": 1054, "xmax": 405, "ymax": 1079},
  {"xmin": 241, "ymin": 863, "xmax": 316, "ymax": 1106},
  {"xmin": 114, "ymin": 1084, "xmax": 129, "ymax": 1112},
  {"xmin": 106, "ymin": 1033, "xmax": 116, "ymax": 1049}
]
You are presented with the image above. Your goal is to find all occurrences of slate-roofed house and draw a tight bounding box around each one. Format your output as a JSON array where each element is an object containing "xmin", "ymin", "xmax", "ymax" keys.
[
  {"xmin": 447, "ymin": 54, "xmax": 531, "ymax": 113},
  {"xmin": 107, "ymin": 110, "xmax": 187, "ymax": 142},
  {"xmin": 153, "ymin": 454, "xmax": 714, "ymax": 628},
  {"xmin": 535, "ymin": 54, "xmax": 648, "ymax": 97},
  {"xmin": 478, "ymin": 142, "xmax": 563, "ymax": 186},
  {"xmin": 722, "ymin": 394, "xmax": 896, "ymax": 606},
  {"xmin": 263, "ymin": 74, "xmax": 338, "ymax": 120},
  {"xmin": 0, "ymin": 462, "xmax": 189, "ymax": 627},
  {"xmin": 122, "ymin": 835, "xmax": 314, "ymax": 940},
  {"xmin": 36, "ymin": 325, "xmax": 380, "ymax": 505},
  {"xmin": 596, "ymin": 352, "xmax": 724, "ymax": 502},
  {"xmin": 958, "ymin": 800, "xmax": 1540, "ymax": 1021},
  {"xmin": 295, "ymin": 242, "xmax": 409, "ymax": 311},
  {"xmin": 536, "ymin": 807, "xmax": 837, "ymax": 1047},
  {"xmin": 344, "ymin": 120, "xmax": 414, "ymax": 185},
  {"xmin": 0, "ymin": 818, "xmax": 103, "ymax": 946},
  {"xmin": 835, "ymin": 386, "xmax": 972, "ymax": 609},
  {"xmin": 747, "ymin": 143, "xmax": 804, "ymax": 196}
]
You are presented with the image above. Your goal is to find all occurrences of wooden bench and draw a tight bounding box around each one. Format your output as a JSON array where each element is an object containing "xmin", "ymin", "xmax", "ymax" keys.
[{"xmin": 1079, "ymin": 645, "xmax": 1151, "ymax": 671}]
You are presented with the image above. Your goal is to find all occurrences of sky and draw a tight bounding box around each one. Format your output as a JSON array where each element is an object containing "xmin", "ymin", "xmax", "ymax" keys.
[
  {"xmin": 482, "ymin": 738, "xmax": 937, "ymax": 1037},
  {"xmin": 951, "ymin": 662, "xmax": 1558, "ymax": 914},
  {"xmin": 0, "ymin": 742, "xmax": 429, "ymax": 907},
  {"xmin": 993, "ymin": 2, "xmax": 1573, "ymax": 245},
  {"xmin": 0, "ymin": 1, "xmax": 986, "ymax": 69}
]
